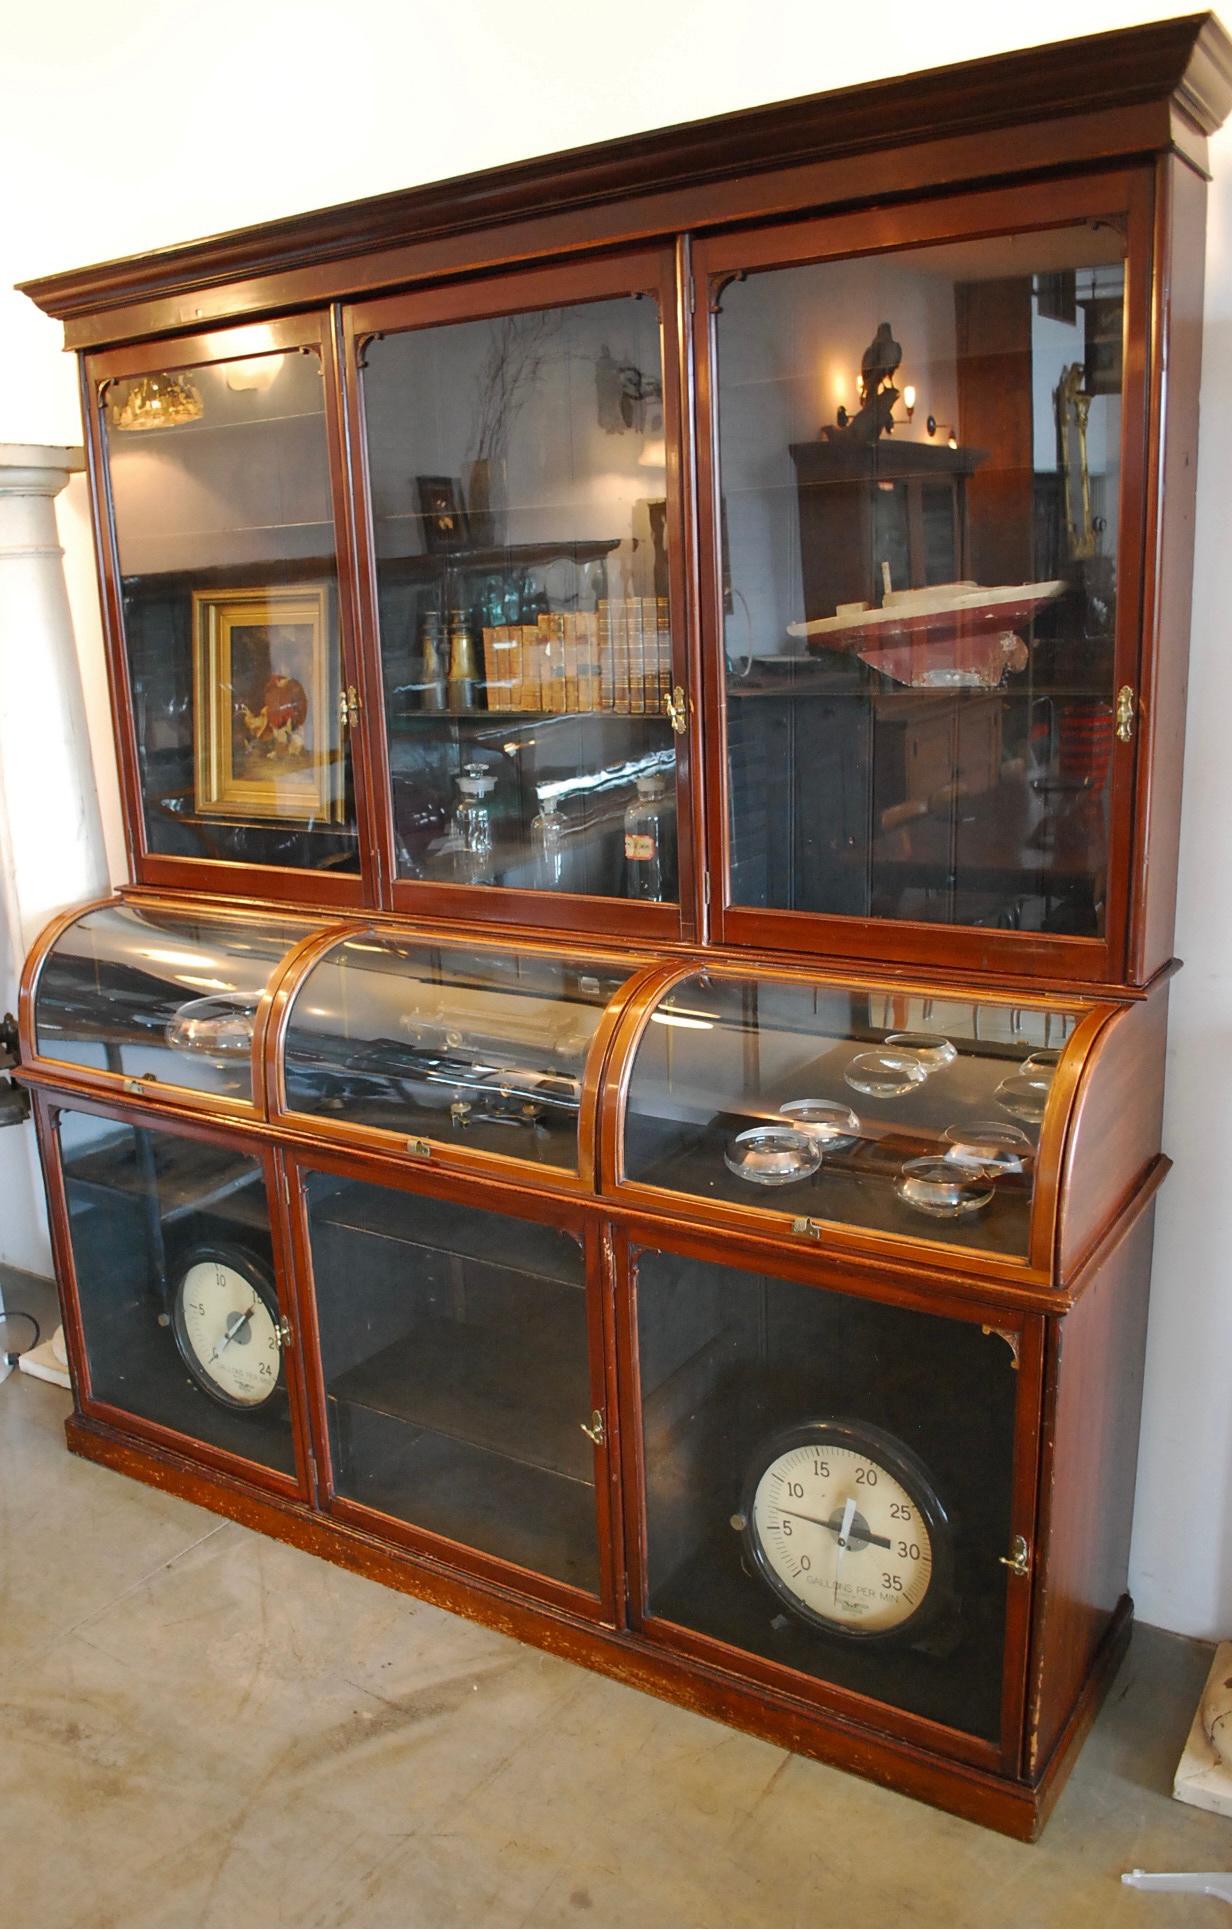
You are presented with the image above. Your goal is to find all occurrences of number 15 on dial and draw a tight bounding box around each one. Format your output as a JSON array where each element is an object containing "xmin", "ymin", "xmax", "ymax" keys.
[{"xmin": 735, "ymin": 1420, "xmax": 951, "ymax": 1640}]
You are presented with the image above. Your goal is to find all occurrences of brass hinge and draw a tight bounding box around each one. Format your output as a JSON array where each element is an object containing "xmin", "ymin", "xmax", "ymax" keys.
[
  {"xmin": 580, "ymin": 1408, "xmax": 606, "ymax": 1447},
  {"xmin": 664, "ymin": 685, "xmax": 688, "ymax": 735},
  {"xmin": 339, "ymin": 685, "xmax": 360, "ymax": 731},
  {"xmin": 702, "ymin": 871, "xmax": 711, "ymax": 908},
  {"xmin": 406, "ymin": 1137, "xmax": 432, "ymax": 1159},
  {"xmin": 999, "ymin": 1534, "xmax": 1031, "ymax": 1578},
  {"xmin": 1115, "ymin": 685, "xmax": 1136, "ymax": 743},
  {"xmin": 791, "ymin": 1216, "xmax": 823, "ymax": 1240}
]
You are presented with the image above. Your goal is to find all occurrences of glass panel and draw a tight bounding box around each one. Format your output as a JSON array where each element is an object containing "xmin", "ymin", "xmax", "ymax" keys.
[
  {"xmin": 60, "ymin": 1110, "xmax": 294, "ymax": 1475},
  {"xmin": 636, "ymin": 1251, "xmax": 1017, "ymax": 1739},
  {"xmin": 305, "ymin": 1172, "xmax": 598, "ymax": 1591},
  {"xmin": 104, "ymin": 345, "xmax": 359, "ymax": 873},
  {"xmin": 716, "ymin": 224, "xmax": 1126, "ymax": 936},
  {"xmin": 362, "ymin": 293, "xmax": 678, "ymax": 900},
  {"xmin": 282, "ymin": 935, "xmax": 635, "ymax": 1170},
  {"xmin": 35, "ymin": 901, "xmax": 309, "ymax": 1101},
  {"xmin": 624, "ymin": 974, "xmax": 1084, "ymax": 1256}
]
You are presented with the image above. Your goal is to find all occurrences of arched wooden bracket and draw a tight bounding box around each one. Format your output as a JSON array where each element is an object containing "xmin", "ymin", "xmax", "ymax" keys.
[
  {"xmin": 982, "ymin": 1324, "xmax": 1021, "ymax": 1370},
  {"xmin": 95, "ymin": 376, "xmax": 118, "ymax": 413},
  {"xmin": 709, "ymin": 270, "xmax": 747, "ymax": 315},
  {"xmin": 355, "ymin": 331, "xmax": 384, "ymax": 371}
]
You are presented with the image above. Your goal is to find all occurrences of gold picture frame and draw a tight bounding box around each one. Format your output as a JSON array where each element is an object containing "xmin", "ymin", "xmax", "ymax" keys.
[{"xmin": 192, "ymin": 584, "xmax": 344, "ymax": 824}]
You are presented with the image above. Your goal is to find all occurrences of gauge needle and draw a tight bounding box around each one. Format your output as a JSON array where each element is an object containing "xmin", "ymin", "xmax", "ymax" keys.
[
  {"xmin": 778, "ymin": 1508, "xmax": 892, "ymax": 1550},
  {"xmin": 836, "ymin": 1496, "xmax": 856, "ymax": 1552},
  {"xmin": 209, "ymin": 1304, "xmax": 255, "ymax": 1362}
]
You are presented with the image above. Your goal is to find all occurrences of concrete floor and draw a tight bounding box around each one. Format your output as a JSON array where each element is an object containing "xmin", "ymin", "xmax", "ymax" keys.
[{"xmin": 2, "ymin": 1268, "xmax": 1231, "ymax": 1929}]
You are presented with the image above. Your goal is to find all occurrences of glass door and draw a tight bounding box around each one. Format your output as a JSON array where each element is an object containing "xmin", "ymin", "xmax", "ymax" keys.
[
  {"xmin": 49, "ymin": 1104, "xmax": 307, "ymax": 1495},
  {"xmin": 346, "ymin": 249, "xmax": 696, "ymax": 937},
  {"xmin": 88, "ymin": 316, "xmax": 375, "ymax": 907},
  {"xmin": 293, "ymin": 1156, "xmax": 617, "ymax": 1618},
  {"xmin": 695, "ymin": 173, "xmax": 1150, "ymax": 982},
  {"xmin": 620, "ymin": 1228, "xmax": 1041, "ymax": 1769}
]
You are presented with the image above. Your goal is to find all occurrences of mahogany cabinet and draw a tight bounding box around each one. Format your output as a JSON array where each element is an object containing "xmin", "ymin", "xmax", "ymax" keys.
[{"xmin": 16, "ymin": 13, "xmax": 1232, "ymax": 1839}]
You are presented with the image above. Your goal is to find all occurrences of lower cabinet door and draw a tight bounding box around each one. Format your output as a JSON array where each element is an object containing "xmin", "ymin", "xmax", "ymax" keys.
[
  {"xmin": 55, "ymin": 1107, "xmax": 303, "ymax": 1490},
  {"xmin": 297, "ymin": 1165, "xmax": 610, "ymax": 1613},
  {"xmin": 624, "ymin": 1236, "xmax": 1036, "ymax": 1765}
]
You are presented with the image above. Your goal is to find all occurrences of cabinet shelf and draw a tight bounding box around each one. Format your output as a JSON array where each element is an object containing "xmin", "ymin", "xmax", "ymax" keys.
[{"xmin": 327, "ymin": 1308, "xmax": 593, "ymax": 1485}]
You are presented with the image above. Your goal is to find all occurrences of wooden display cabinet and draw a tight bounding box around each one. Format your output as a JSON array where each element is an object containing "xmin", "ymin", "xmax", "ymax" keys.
[{"xmin": 15, "ymin": 14, "xmax": 1232, "ymax": 1838}]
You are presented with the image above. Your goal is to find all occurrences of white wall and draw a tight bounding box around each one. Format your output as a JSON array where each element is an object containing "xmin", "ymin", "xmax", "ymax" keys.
[{"xmin": 2, "ymin": 0, "xmax": 1228, "ymax": 1640}]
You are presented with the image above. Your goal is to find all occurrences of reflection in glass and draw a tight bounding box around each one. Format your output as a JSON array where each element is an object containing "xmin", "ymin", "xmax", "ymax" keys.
[
  {"xmin": 104, "ymin": 348, "xmax": 358, "ymax": 873},
  {"xmin": 623, "ymin": 974, "xmax": 1083, "ymax": 1256},
  {"xmin": 35, "ymin": 900, "xmax": 308, "ymax": 1100},
  {"xmin": 715, "ymin": 225, "xmax": 1126, "ymax": 936},
  {"xmin": 362, "ymin": 295, "xmax": 679, "ymax": 899},
  {"xmin": 59, "ymin": 1110, "xmax": 293, "ymax": 1473},
  {"xmin": 305, "ymin": 1173, "xmax": 599, "ymax": 1591},
  {"xmin": 282, "ymin": 934, "xmax": 635, "ymax": 1170}
]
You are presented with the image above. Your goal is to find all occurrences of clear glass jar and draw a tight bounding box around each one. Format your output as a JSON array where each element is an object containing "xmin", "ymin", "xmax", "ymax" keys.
[
  {"xmin": 624, "ymin": 772, "xmax": 674, "ymax": 902},
  {"xmin": 452, "ymin": 763, "xmax": 496, "ymax": 883},
  {"xmin": 531, "ymin": 792, "xmax": 568, "ymax": 888}
]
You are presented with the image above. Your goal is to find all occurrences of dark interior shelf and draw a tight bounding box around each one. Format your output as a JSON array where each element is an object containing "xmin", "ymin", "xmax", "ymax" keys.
[
  {"xmin": 65, "ymin": 1132, "xmax": 269, "ymax": 1232},
  {"xmin": 327, "ymin": 1304, "xmax": 594, "ymax": 1484},
  {"xmin": 313, "ymin": 1183, "xmax": 585, "ymax": 1290}
]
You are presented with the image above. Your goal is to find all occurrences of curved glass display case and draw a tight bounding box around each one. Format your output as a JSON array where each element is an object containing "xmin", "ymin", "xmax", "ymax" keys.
[
  {"xmin": 277, "ymin": 930, "xmax": 653, "ymax": 1179},
  {"xmin": 30, "ymin": 899, "xmax": 312, "ymax": 1108},
  {"xmin": 614, "ymin": 968, "xmax": 1103, "ymax": 1262}
]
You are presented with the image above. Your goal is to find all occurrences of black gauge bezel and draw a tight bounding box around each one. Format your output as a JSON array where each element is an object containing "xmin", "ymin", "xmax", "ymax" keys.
[
  {"xmin": 171, "ymin": 1242, "xmax": 282, "ymax": 1412},
  {"xmin": 739, "ymin": 1418, "xmax": 952, "ymax": 1643}
]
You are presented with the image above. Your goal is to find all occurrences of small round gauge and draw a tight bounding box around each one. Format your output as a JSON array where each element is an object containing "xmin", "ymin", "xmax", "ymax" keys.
[
  {"xmin": 737, "ymin": 1420, "xmax": 949, "ymax": 1640},
  {"xmin": 171, "ymin": 1245, "xmax": 283, "ymax": 1411}
]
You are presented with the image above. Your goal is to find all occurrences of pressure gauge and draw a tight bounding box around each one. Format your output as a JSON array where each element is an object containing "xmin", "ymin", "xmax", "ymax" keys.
[
  {"xmin": 171, "ymin": 1245, "xmax": 284, "ymax": 1411},
  {"xmin": 737, "ymin": 1420, "xmax": 949, "ymax": 1639}
]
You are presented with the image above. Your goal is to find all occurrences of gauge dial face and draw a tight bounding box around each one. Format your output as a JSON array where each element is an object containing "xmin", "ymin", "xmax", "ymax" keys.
[
  {"xmin": 172, "ymin": 1251, "xmax": 281, "ymax": 1410},
  {"xmin": 745, "ymin": 1425, "xmax": 940, "ymax": 1637}
]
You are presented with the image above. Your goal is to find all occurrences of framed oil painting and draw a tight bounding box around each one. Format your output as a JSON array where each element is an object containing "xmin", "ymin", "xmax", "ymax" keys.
[{"xmin": 192, "ymin": 585, "xmax": 344, "ymax": 823}]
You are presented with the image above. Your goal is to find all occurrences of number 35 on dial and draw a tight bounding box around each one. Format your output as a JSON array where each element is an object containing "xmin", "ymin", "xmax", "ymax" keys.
[{"xmin": 735, "ymin": 1420, "xmax": 950, "ymax": 1639}]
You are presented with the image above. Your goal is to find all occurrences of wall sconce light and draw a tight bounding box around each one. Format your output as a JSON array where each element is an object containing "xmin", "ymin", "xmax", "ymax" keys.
[
  {"xmin": 926, "ymin": 414, "xmax": 959, "ymax": 451},
  {"xmin": 113, "ymin": 372, "xmax": 204, "ymax": 432},
  {"xmin": 225, "ymin": 354, "xmax": 286, "ymax": 393}
]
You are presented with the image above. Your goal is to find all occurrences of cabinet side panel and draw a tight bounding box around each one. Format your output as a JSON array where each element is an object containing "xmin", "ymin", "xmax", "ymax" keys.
[
  {"xmin": 1057, "ymin": 982, "xmax": 1168, "ymax": 1277},
  {"xmin": 1026, "ymin": 1202, "xmax": 1154, "ymax": 1777},
  {"xmin": 1132, "ymin": 155, "xmax": 1208, "ymax": 983}
]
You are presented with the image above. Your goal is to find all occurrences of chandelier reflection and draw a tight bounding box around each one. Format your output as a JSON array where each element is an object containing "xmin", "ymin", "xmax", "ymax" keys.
[{"xmin": 114, "ymin": 372, "xmax": 204, "ymax": 432}]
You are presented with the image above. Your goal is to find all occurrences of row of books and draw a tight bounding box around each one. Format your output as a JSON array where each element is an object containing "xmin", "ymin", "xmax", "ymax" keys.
[{"xmin": 481, "ymin": 600, "xmax": 672, "ymax": 714}]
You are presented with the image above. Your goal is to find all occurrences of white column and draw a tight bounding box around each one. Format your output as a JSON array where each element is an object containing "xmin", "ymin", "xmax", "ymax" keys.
[{"xmin": 0, "ymin": 444, "xmax": 108, "ymax": 1276}]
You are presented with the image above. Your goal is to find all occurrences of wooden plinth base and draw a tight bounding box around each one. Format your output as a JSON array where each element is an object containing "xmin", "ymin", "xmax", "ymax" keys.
[{"xmin": 65, "ymin": 1412, "xmax": 1132, "ymax": 1841}]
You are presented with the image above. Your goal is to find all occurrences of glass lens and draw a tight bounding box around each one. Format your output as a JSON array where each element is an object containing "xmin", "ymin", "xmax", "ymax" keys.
[
  {"xmin": 715, "ymin": 223, "xmax": 1126, "ymax": 937},
  {"xmin": 282, "ymin": 937, "xmax": 634, "ymax": 1170},
  {"xmin": 362, "ymin": 294, "xmax": 678, "ymax": 900},
  {"xmin": 36, "ymin": 901, "xmax": 308, "ymax": 1101},
  {"xmin": 305, "ymin": 1172, "xmax": 598, "ymax": 1592},
  {"xmin": 624, "ymin": 975, "xmax": 1082, "ymax": 1255},
  {"xmin": 104, "ymin": 347, "xmax": 358, "ymax": 873},
  {"xmin": 60, "ymin": 1110, "xmax": 294, "ymax": 1473}
]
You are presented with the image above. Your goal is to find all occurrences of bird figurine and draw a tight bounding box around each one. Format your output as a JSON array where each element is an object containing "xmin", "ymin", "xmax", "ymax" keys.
[{"xmin": 822, "ymin": 320, "xmax": 904, "ymax": 443}]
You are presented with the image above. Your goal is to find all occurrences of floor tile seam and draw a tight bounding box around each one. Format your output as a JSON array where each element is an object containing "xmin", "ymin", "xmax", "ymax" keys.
[{"xmin": 58, "ymin": 1519, "xmax": 234, "ymax": 1638}]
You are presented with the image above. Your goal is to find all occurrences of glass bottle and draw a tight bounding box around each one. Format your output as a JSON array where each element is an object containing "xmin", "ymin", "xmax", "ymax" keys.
[
  {"xmin": 452, "ymin": 763, "xmax": 496, "ymax": 884},
  {"xmin": 531, "ymin": 792, "xmax": 568, "ymax": 888},
  {"xmin": 447, "ymin": 610, "xmax": 479, "ymax": 712},
  {"xmin": 623, "ymin": 771, "xmax": 675, "ymax": 901},
  {"xmin": 417, "ymin": 612, "xmax": 447, "ymax": 712}
]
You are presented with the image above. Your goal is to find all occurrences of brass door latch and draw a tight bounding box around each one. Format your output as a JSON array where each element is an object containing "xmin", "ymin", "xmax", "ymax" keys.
[
  {"xmin": 999, "ymin": 1534, "xmax": 1031, "ymax": 1578},
  {"xmin": 580, "ymin": 1409, "xmax": 606, "ymax": 1447},
  {"xmin": 1115, "ymin": 685, "xmax": 1136, "ymax": 743},
  {"xmin": 664, "ymin": 686, "xmax": 689, "ymax": 735},
  {"xmin": 339, "ymin": 685, "xmax": 360, "ymax": 731}
]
